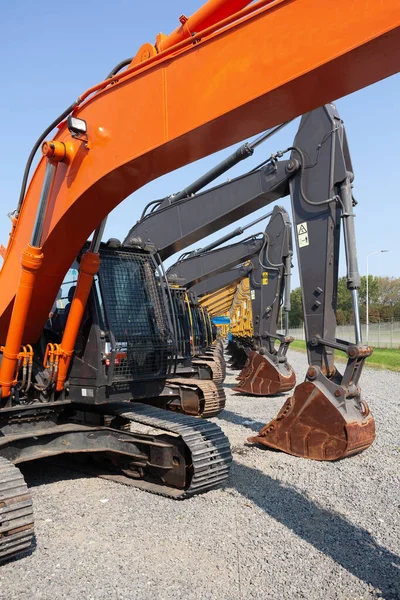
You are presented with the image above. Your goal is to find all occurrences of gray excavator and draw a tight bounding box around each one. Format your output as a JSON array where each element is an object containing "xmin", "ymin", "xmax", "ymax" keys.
[
  {"xmin": 167, "ymin": 206, "xmax": 296, "ymax": 395},
  {"xmin": 126, "ymin": 104, "xmax": 375, "ymax": 463}
]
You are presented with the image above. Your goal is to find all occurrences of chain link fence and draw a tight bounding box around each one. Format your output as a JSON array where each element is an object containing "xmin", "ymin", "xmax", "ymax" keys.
[{"xmin": 285, "ymin": 320, "xmax": 400, "ymax": 348}]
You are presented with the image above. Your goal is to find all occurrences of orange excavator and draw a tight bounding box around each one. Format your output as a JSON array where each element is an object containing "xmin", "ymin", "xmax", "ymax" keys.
[{"xmin": 0, "ymin": 0, "xmax": 398, "ymax": 562}]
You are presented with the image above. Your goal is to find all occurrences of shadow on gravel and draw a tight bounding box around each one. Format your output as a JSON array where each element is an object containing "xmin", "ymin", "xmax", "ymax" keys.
[
  {"xmin": 20, "ymin": 458, "xmax": 94, "ymax": 488},
  {"xmin": 216, "ymin": 408, "xmax": 266, "ymax": 432},
  {"xmin": 230, "ymin": 460, "xmax": 400, "ymax": 599}
]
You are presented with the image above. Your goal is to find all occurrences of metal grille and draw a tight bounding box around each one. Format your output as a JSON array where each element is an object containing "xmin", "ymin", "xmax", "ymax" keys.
[
  {"xmin": 170, "ymin": 289, "xmax": 191, "ymax": 358},
  {"xmin": 190, "ymin": 300, "xmax": 204, "ymax": 353},
  {"xmin": 203, "ymin": 308, "xmax": 213, "ymax": 345},
  {"xmin": 98, "ymin": 248, "xmax": 172, "ymax": 383}
]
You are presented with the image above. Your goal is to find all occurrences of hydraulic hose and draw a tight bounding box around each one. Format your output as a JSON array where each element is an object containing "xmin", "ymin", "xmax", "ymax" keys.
[{"xmin": 16, "ymin": 58, "xmax": 133, "ymax": 216}]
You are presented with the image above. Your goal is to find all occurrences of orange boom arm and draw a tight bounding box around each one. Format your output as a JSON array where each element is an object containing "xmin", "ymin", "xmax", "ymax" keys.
[{"xmin": 0, "ymin": 0, "xmax": 399, "ymax": 344}]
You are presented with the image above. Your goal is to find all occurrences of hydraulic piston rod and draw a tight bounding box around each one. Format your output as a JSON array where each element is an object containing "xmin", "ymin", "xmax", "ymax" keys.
[
  {"xmin": 163, "ymin": 122, "xmax": 290, "ymax": 207},
  {"xmin": 55, "ymin": 219, "xmax": 106, "ymax": 392},
  {"xmin": 0, "ymin": 144, "xmax": 65, "ymax": 400},
  {"xmin": 187, "ymin": 212, "xmax": 273, "ymax": 258},
  {"xmin": 157, "ymin": 1, "xmax": 255, "ymax": 52}
]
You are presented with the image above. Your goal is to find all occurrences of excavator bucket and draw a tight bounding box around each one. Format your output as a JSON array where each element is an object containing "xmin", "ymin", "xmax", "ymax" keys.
[
  {"xmin": 248, "ymin": 381, "xmax": 375, "ymax": 460},
  {"xmin": 233, "ymin": 350, "xmax": 296, "ymax": 395}
]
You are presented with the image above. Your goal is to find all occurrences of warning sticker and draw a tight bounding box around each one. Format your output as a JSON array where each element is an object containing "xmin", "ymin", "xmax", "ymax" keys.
[
  {"xmin": 297, "ymin": 221, "xmax": 309, "ymax": 248},
  {"xmin": 250, "ymin": 290, "xmax": 255, "ymax": 300},
  {"xmin": 262, "ymin": 271, "xmax": 269, "ymax": 285}
]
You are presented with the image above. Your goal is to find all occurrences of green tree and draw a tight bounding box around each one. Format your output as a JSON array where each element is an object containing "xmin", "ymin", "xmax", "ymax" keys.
[
  {"xmin": 377, "ymin": 277, "xmax": 400, "ymax": 308},
  {"xmin": 336, "ymin": 308, "xmax": 346, "ymax": 325},
  {"xmin": 359, "ymin": 275, "xmax": 380, "ymax": 307},
  {"xmin": 288, "ymin": 276, "xmax": 400, "ymax": 328},
  {"xmin": 336, "ymin": 277, "xmax": 353, "ymax": 322},
  {"xmin": 288, "ymin": 287, "xmax": 303, "ymax": 328}
]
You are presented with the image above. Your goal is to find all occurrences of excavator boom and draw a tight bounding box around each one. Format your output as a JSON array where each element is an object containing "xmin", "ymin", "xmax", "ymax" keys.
[
  {"xmin": 167, "ymin": 236, "xmax": 264, "ymax": 288},
  {"xmin": 191, "ymin": 265, "xmax": 252, "ymax": 298},
  {"xmin": 1, "ymin": 0, "xmax": 398, "ymax": 343}
]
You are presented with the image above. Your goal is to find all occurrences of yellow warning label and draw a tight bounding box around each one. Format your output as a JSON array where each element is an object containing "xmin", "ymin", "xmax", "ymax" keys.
[
  {"xmin": 262, "ymin": 271, "xmax": 269, "ymax": 285},
  {"xmin": 297, "ymin": 221, "xmax": 309, "ymax": 248}
]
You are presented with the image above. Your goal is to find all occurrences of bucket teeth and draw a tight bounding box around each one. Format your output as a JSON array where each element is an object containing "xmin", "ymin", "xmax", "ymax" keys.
[
  {"xmin": 248, "ymin": 381, "xmax": 375, "ymax": 460},
  {"xmin": 233, "ymin": 351, "xmax": 296, "ymax": 396}
]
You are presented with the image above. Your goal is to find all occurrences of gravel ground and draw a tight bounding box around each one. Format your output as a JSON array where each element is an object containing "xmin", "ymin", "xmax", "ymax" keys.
[{"xmin": 0, "ymin": 350, "xmax": 399, "ymax": 600}]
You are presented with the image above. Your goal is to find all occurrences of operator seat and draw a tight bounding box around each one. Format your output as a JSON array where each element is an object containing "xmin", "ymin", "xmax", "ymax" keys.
[{"xmin": 61, "ymin": 286, "xmax": 76, "ymax": 329}]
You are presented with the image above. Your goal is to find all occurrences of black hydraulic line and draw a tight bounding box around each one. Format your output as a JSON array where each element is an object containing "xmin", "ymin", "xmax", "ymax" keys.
[
  {"xmin": 16, "ymin": 58, "xmax": 134, "ymax": 216},
  {"xmin": 16, "ymin": 101, "xmax": 79, "ymax": 214},
  {"xmin": 139, "ymin": 120, "xmax": 294, "ymax": 219},
  {"xmin": 106, "ymin": 57, "xmax": 133, "ymax": 78},
  {"xmin": 140, "ymin": 199, "xmax": 164, "ymax": 220},
  {"xmin": 249, "ymin": 120, "xmax": 292, "ymax": 150}
]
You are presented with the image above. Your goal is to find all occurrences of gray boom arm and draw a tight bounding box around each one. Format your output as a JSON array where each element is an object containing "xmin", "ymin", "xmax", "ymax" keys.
[
  {"xmin": 126, "ymin": 104, "xmax": 363, "ymax": 375},
  {"xmin": 169, "ymin": 205, "xmax": 292, "ymax": 352},
  {"xmin": 167, "ymin": 236, "xmax": 263, "ymax": 288},
  {"xmin": 248, "ymin": 207, "xmax": 292, "ymax": 353},
  {"xmin": 124, "ymin": 162, "xmax": 291, "ymax": 260},
  {"xmin": 190, "ymin": 265, "xmax": 252, "ymax": 298}
]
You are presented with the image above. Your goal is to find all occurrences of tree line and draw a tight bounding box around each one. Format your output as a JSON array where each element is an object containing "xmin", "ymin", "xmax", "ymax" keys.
[{"xmin": 288, "ymin": 276, "xmax": 400, "ymax": 327}]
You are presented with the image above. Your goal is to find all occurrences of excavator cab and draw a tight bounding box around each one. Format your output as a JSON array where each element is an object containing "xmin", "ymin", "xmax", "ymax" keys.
[{"xmin": 40, "ymin": 242, "xmax": 175, "ymax": 404}]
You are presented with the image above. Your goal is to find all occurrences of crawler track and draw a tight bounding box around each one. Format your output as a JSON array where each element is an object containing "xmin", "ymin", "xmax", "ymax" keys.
[
  {"xmin": 192, "ymin": 357, "xmax": 226, "ymax": 384},
  {"xmin": 0, "ymin": 457, "xmax": 34, "ymax": 563},
  {"xmin": 167, "ymin": 377, "xmax": 226, "ymax": 417},
  {"xmin": 102, "ymin": 403, "xmax": 232, "ymax": 497}
]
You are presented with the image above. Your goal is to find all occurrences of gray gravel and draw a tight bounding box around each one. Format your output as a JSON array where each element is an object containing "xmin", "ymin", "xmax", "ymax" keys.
[{"xmin": 0, "ymin": 350, "xmax": 399, "ymax": 600}]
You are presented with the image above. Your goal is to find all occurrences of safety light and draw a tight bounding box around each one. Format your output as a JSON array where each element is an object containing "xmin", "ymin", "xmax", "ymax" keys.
[
  {"xmin": 67, "ymin": 116, "xmax": 87, "ymax": 137},
  {"xmin": 105, "ymin": 351, "xmax": 126, "ymax": 367}
]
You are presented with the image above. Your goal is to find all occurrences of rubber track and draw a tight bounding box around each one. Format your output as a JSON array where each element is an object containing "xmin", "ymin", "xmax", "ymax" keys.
[
  {"xmin": 166, "ymin": 377, "xmax": 226, "ymax": 418},
  {"xmin": 111, "ymin": 403, "xmax": 232, "ymax": 498},
  {"xmin": 0, "ymin": 457, "xmax": 34, "ymax": 563}
]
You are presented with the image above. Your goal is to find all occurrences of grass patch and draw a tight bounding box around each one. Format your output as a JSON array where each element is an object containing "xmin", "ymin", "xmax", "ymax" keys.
[{"xmin": 290, "ymin": 340, "xmax": 400, "ymax": 372}]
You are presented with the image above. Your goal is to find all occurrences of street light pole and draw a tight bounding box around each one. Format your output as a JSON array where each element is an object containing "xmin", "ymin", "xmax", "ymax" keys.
[{"xmin": 366, "ymin": 250, "xmax": 389, "ymax": 342}]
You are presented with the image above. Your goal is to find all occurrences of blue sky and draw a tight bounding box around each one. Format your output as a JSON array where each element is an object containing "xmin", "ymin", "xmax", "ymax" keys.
[{"xmin": 1, "ymin": 0, "xmax": 398, "ymax": 289}]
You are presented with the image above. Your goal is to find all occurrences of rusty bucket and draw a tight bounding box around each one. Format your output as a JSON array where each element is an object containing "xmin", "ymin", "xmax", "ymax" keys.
[
  {"xmin": 248, "ymin": 380, "xmax": 375, "ymax": 460},
  {"xmin": 233, "ymin": 351, "xmax": 296, "ymax": 396}
]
